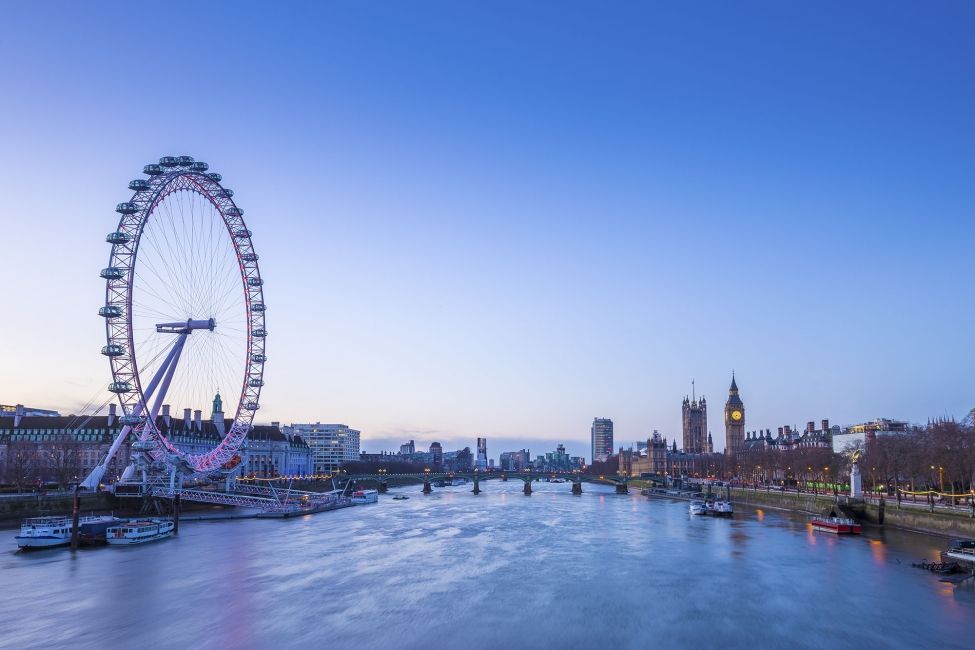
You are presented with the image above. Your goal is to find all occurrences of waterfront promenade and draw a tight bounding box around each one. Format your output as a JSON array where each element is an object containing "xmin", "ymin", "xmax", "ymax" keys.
[{"xmin": 3, "ymin": 481, "xmax": 972, "ymax": 650}]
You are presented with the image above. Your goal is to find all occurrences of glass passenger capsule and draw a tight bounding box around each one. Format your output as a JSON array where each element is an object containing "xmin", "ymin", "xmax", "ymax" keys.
[
  {"xmin": 252, "ymin": 328, "xmax": 267, "ymax": 337},
  {"xmin": 108, "ymin": 381, "xmax": 133, "ymax": 393},
  {"xmin": 222, "ymin": 188, "xmax": 234, "ymax": 197},
  {"xmin": 251, "ymin": 303, "xmax": 266, "ymax": 312},
  {"xmin": 226, "ymin": 207, "xmax": 243, "ymax": 217},
  {"xmin": 247, "ymin": 277, "xmax": 263, "ymax": 287},
  {"xmin": 106, "ymin": 232, "xmax": 131, "ymax": 245},
  {"xmin": 101, "ymin": 344, "xmax": 125, "ymax": 357},
  {"xmin": 176, "ymin": 155, "xmax": 194, "ymax": 167},
  {"xmin": 251, "ymin": 353, "xmax": 266, "ymax": 363},
  {"xmin": 205, "ymin": 172, "xmax": 222, "ymax": 182},
  {"xmin": 99, "ymin": 305, "xmax": 123, "ymax": 318},
  {"xmin": 189, "ymin": 161, "xmax": 209, "ymax": 172},
  {"xmin": 119, "ymin": 414, "xmax": 142, "ymax": 426},
  {"xmin": 159, "ymin": 156, "xmax": 179, "ymax": 167},
  {"xmin": 116, "ymin": 202, "xmax": 139, "ymax": 214},
  {"xmin": 244, "ymin": 401, "xmax": 260, "ymax": 411},
  {"xmin": 100, "ymin": 267, "xmax": 125, "ymax": 280},
  {"xmin": 240, "ymin": 252, "xmax": 259, "ymax": 262},
  {"xmin": 234, "ymin": 228, "xmax": 252, "ymax": 238},
  {"xmin": 128, "ymin": 179, "xmax": 150, "ymax": 192},
  {"xmin": 144, "ymin": 164, "xmax": 163, "ymax": 175},
  {"xmin": 249, "ymin": 378, "xmax": 265, "ymax": 387}
]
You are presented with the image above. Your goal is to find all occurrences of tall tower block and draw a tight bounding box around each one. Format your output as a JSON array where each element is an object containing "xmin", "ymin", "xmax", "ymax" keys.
[{"xmin": 724, "ymin": 373, "xmax": 745, "ymax": 457}]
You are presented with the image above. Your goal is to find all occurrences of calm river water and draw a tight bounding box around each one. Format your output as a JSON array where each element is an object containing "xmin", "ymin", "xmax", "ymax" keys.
[{"xmin": 2, "ymin": 481, "xmax": 973, "ymax": 649}]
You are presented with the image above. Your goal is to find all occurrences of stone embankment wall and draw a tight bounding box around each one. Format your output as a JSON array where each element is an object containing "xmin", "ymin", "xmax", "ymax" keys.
[
  {"xmin": 730, "ymin": 488, "xmax": 975, "ymax": 537},
  {"xmin": 0, "ymin": 492, "xmax": 119, "ymax": 525}
]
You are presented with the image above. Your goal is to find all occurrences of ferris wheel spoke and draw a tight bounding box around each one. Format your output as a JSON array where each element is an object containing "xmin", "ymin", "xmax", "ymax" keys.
[{"xmin": 136, "ymin": 234, "xmax": 192, "ymax": 317}]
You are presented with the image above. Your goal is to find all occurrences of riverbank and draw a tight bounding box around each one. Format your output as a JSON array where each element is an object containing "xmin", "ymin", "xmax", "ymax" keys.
[
  {"xmin": 0, "ymin": 491, "xmax": 119, "ymax": 526},
  {"xmin": 730, "ymin": 488, "xmax": 975, "ymax": 538}
]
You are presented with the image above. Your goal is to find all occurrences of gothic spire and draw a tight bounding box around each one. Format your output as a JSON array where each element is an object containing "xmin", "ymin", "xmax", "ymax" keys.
[{"xmin": 730, "ymin": 371, "xmax": 738, "ymax": 393}]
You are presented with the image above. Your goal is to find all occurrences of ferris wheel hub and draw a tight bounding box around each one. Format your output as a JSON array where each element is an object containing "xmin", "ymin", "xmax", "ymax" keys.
[{"xmin": 155, "ymin": 318, "xmax": 216, "ymax": 334}]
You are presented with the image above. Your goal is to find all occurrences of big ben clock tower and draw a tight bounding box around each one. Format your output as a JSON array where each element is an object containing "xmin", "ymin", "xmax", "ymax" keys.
[{"xmin": 724, "ymin": 373, "xmax": 745, "ymax": 457}]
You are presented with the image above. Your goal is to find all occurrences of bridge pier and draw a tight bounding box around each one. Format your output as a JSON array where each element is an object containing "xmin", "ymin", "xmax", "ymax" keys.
[
  {"xmin": 502, "ymin": 474, "xmax": 508, "ymax": 482},
  {"xmin": 378, "ymin": 482, "xmax": 388, "ymax": 494},
  {"xmin": 523, "ymin": 480, "xmax": 532, "ymax": 496},
  {"xmin": 472, "ymin": 477, "xmax": 481, "ymax": 495},
  {"xmin": 615, "ymin": 483, "xmax": 628, "ymax": 495},
  {"xmin": 572, "ymin": 481, "xmax": 583, "ymax": 495},
  {"xmin": 422, "ymin": 480, "xmax": 432, "ymax": 494}
]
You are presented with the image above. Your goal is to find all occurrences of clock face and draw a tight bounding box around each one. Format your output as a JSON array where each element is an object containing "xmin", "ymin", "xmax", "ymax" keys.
[{"xmin": 731, "ymin": 410, "xmax": 742, "ymax": 421}]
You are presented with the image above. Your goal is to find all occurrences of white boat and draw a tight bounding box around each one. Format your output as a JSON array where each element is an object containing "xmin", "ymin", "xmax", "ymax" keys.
[
  {"xmin": 712, "ymin": 500, "xmax": 734, "ymax": 516},
  {"xmin": 16, "ymin": 516, "xmax": 73, "ymax": 549},
  {"xmin": 689, "ymin": 501, "xmax": 707, "ymax": 516},
  {"xmin": 351, "ymin": 489, "xmax": 378, "ymax": 504},
  {"xmin": 16, "ymin": 515, "xmax": 118, "ymax": 550},
  {"xmin": 943, "ymin": 539, "xmax": 975, "ymax": 566},
  {"xmin": 106, "ymin": 519, "xmax": 174, "ymax": 545}
]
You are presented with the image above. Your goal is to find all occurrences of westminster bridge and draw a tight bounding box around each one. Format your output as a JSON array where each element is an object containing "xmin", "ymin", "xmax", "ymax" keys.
[{"xmin": 340, "ymin": 470, "xmax": 652, "ymax": 495}]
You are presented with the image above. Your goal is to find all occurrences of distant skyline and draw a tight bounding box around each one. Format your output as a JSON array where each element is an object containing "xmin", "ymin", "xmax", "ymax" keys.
[{"xmin": 2, "ymin": 2, "xmax": 974, "ymax": 457}]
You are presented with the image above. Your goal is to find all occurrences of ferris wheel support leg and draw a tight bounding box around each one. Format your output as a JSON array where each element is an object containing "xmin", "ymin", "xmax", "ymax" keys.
[
  {"xmin": 80, "ymin": 333, "xmax": 187, "ymax": 490},
  {"xmin": 140, "ymin": 333, "xmax": 188, "ymax": 443}
]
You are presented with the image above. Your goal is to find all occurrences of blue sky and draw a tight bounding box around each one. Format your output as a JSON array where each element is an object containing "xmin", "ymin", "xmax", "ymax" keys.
[{"xmin": 1, "ymin": 2, "xmax": 973, "ymax": 460}]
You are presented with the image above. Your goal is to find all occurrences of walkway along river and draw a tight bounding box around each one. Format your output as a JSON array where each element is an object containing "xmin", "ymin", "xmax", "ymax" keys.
[{"xmin": 2, "ymin": 481, "xmax": 972, "ymax": 649}]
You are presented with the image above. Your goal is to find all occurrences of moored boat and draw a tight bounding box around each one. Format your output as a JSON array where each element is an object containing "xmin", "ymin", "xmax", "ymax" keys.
[
  {"xmin": 943, "ymin": 539, "xmax": 975, "ymax": 566},
  {"xmin": 106, "ymin": 519, "xmax": 174, "ymax": 545},
  {"xmin": 712, "ymin": 500, "xmax": 734, "ymax": 516},
  {"xmin": 16, "ymin": 516, "xmax": 73, "ymax": 550},
  {"xmin": 352, "ymin": 489, "xmax": 378, "ymax": 504},
  {"xmin": 78, "ymin": 515, "xmax": 121, "ymax": 546},
  {"xmin": 689, "ymin": 501, "xmax": 707, "ymax": 516},
  {"xmin": 810, "ymin": 516, "xmax": 862, "ymax": 534},
  {"xmin": 16, "ymin": 514, "xmax": 120, "ymax": 550}
]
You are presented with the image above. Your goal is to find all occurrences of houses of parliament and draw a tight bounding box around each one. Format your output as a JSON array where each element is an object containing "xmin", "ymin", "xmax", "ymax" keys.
[{"xmin": 618, "ymin": 374, "xmax": 746, "ymax": 478}]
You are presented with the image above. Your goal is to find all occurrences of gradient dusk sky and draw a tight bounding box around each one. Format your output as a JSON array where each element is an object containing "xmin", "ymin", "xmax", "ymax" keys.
[{"xmin": 1, "ymin": 2, "xmax": 973, "ymax": 459}]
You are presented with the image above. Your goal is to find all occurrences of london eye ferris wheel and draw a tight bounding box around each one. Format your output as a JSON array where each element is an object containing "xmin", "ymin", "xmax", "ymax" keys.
[{"xmin": 83, "ymin": 155, "xmax": 265, "ymax": 488}]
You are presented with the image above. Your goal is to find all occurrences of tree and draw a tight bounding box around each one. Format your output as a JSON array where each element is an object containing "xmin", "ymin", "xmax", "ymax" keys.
[
  {"xmin": 47, "ymin": 434, "xmax": 82, "ymax": 490},
  {"xmin": 6, "ymin": 440, "xmax": 39, "ymax": 491}
]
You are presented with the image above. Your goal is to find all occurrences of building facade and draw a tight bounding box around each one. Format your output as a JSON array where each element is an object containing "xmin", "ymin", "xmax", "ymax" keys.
[
  {"xmin": 620, "ymin": 431, "xmax": 724, "ymax": 479},
  {"xmin": 591, "ymin": 418, "xmax": 614, "ymax": 463},
  {"xmin": 281, "ymin": 423, "xmax": 360, "ymax": 474},
  {"xmin": 1, "ymin": 397, "xmax": 312, "ymax": 485},
  {"xmin": 741, "ymin": 419, "xmax": 834, "ymax": 456},
  {"xmin": 500, "ymin": 449, "xmax": 531, "ymax": 471}
]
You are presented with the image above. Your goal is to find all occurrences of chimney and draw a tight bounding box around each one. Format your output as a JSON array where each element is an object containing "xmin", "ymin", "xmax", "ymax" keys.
[
  {"xmin": 821, "ymin": 419, "xmax": 829, "ymax": 432},
  {"xmin": 108, "ymin": 403, "xmax": 117, "ymax": 427},
  {"xmin": 806, "ymin": 421, "xmax": 815, "ymax": 433},
  {"xmin": 162, "ymin": 404, "xmax": 171, "ymax": 428},
  {"xmin": 194, "ymin": 409, "xmax": 202, "ymax": 432},
  {"xmin": 14, "ymin": 403, "xmax": 24, "ymax": 427},
  {"xmin": 184, "ymin": 408, "xmax": 192, "ymax": 430}
]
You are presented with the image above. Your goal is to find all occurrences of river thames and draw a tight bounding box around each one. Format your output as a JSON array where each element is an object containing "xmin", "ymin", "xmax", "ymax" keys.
[{"xmin": 2, "ymin": 481, "xmax": 973, "ymax": 649}]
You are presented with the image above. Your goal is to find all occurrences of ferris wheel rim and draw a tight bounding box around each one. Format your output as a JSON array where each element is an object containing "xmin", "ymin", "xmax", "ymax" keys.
[{"xmin": 100, "ymin": 157, "xmax": 266, "ymax": 473}]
